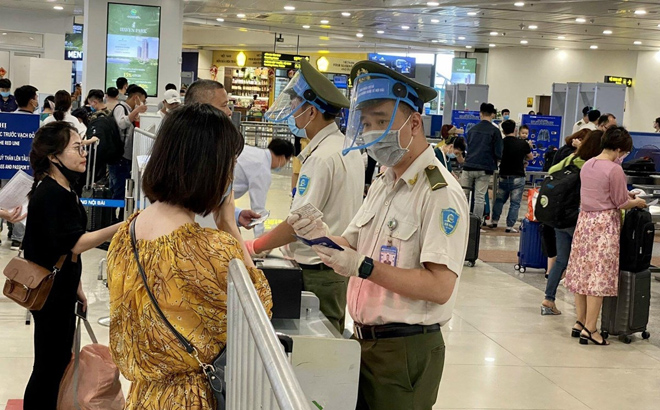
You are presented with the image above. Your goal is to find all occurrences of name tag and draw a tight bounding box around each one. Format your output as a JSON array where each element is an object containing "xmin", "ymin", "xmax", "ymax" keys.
[{"xmin": 380, "ymin": 245, "xmax": 398, "ymax": 267}]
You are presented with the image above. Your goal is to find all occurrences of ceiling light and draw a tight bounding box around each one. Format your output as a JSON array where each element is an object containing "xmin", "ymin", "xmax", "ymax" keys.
[
  {"xmin": 427, "ymin": 1, "xmax": 440, "ymax": 6},
  {"xmin": 237, "ymin": 13, "xmax": 246, "ymax": 18},
  {"xmin": 29, "ymin": 37, "xmax": 34, "ymax": 40},
  {"xmin": 603, "ymin": 30, "xmax": 613, "ymax": 35},
  {"xmin": 590, "ymin": 45, "xmax": 598, "ymax": 49},
  {"xmin": 489, "ymin": 44, "xmax": 496, "ymax": 47},
  {"xmin": 216, "ymin": 18, "xmax": 224, "ymax": 22},
  {"xmin": 342, "ymin": 12, "xmax": 351, "ymax": 17},
  {"xmin": 466, "ymin": 45, "xmax": 473, "ymax": 49},
  {"xmin": 432, "ymin": 40, "xmax": 439, "ymax": 43},
  {"xmin": 401, "ymin": 25, "xmax": 410, "ymax": 30},
  {"xmin": 431, "ymin": 19, "xmax": 440, "ymax": 23},
  {"xmin": 1, "ymin": 33, "xmax": 6, "ymax": 36},
  {"xmin": 558, "ymin": 36, "xmax": 566, "ymax": 39},
  {"xmin": 458, "ymin": 36, "xmax": 466, "ymax": 40},
  {"xmin": 356, "ymin": 32, "xmax": 364, "ymax": 38},
  {"xmin": 520, "ymin": 40, "xmax": 528, "ymax": 44},
  {"xmin": 490, "ymin": 31, "xmax": 499, "ymax": 36},
  {"xmin": 634, "ymin": 41, "xmax": 643, "ymax": 45},
  {"xmin": 302, "ymin": 25, "xmax": 310, "ymax": 29},
  {"xmin": 320, "ymin": 19, "xmax": 329, "ymax": 24},
  {"xmin": 467, "ymin": 11, "xmax": 478, "ymax": 16},
  {"xmin": 319, "ymin": 36, "xmax": 330, "ymax": 40},
  {"xmin": 514, "ymin": 2, "xmax": 525, "ymax": 7},
  {"xmin": 575, "ymin": 18, "xmax": 586, "ymax": 23},
  {"xmin": 377, "ymin": 30, "xmax": 385, "ymax": 34},
  {"xmin": 528, "ymin": 25, "xmax": 538, "ymax": 29},
  {"xmin": 284, "ymin": 6, "xmax": 295, "ymax": 11},
  {"xmin": 53, "ymin": 5, "xmax": 64, "ymax": 10},
  {"xmin": 634, "ymin": 10, "xmax": 647, "ymax": 16}
]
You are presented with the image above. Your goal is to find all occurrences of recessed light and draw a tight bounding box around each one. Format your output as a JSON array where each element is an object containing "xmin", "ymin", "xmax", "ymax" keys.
[
  {"xmin": 284, "ymin": 6, "xmax": 295, "ymax": 11},
  {"xmin": 427, "ymin": 2, "xmax": 440, "ymax": 6},
  {"xmin": 53, "ymin": 5, "xmax": 64, "ymax": 10},
  {"xmin": 458, "ymin": 36, "xmax": 466, "ymax": 40},
  {"xmin": 342, "ymin": 12, "xmax": 351, "ymax": 17},
  {"xmin": 576, "ymin": 18, "xmax": 586, "ymax": 23},
  {"xmin": 490, "ymin": 31, "xmax": 499, "ymax": 36},
  {"xmin": 634, "ymin": 41, "xmax": 643, "ymax": 45},
  {"xmin": 302, "ymin": 25, "xmax": 310, "ymax": 29},
  {"xmin": 466, "ymin": 45, "xmax": 473, "ymax": 49},
  {"xmin": 432, "ymin": 40, "xmax": 439, "ymax": 43},
  {"xmin": 401, "ymin": 25, "xmax": 410, "ymax": 30},
  {"xmin": 520, "ymin": 40, "xmax": 529, "ymax": 44},
  {"xmin": 558, "ymin": 36, "xmax": 566, "ymax": 39},
  {"xmin": 216, "ymin": 18, "xmax": 224, "ymax": 22},
  {"xmin": 237, "ymin": 13, "xmax": 246, "ymax": 18},
  {"xmin": 319, "ymin": 36, "xmax": 330, "ymax": 40},
  {"xmin": 1, "ymin": 33, "xmax": 6, "ymax": 35},
  {"xmin": 431, "ymin": 19, "xmax": 440, "ymax": 23},
  {"xmin": 603, "ymin": 30, "xmax": 613, "ymax": 35},
  {"xmin": 634, "ymin": 10, "xmax": 647, "ymax": 16},
  {"xmin": 528, "ymin": 25, "xmax": 538, "ymax": 29},
  {"xmin": 489, "ymin": 44, "xmax": 496, "ymax": 47},
  {"xmin": 467, "ymin": 11, "xmax": 478, "ymax": 16},
  {"xmin": 320, "ymin": 19, "xmax": 329, "ymax": 24},
  {"xmin": 590, "ymin": 45, "xmax": 598, "ymax": 49},
  {"xmin": 29, "ymin": 37, "xmax": 34, "ymax": 40},
  {"xmin": 377, "ymin": 30, "xmax": 385, "ymax": 34},
  {"xmin": 356, "ymin": 33, "xmax": 364, "ymax": 38},
  {"xmin": 514, "ymin": 2, "xmax": 525, "ymax": 7}
]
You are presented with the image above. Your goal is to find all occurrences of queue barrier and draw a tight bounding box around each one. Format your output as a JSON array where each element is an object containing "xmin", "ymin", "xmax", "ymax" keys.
[
  {"xmin": 226, "ymin": 259, "xmax": 315, "ymax": 410},
  {"xmin": 240, "ymin": 121, "xmax": 293, "ymax": 148}
]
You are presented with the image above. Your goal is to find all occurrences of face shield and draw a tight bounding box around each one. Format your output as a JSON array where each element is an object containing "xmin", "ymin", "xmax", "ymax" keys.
[
  {"xmin": 263, "ymin": 70, "xmax": 308, "ymax": 123},
  {"xmin": 342, "ymin": 73, "xmax": 422, "ymax": 156}
]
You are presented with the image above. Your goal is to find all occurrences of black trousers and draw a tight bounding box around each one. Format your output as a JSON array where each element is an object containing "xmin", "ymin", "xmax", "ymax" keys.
[{"xmin": 24, "ymin": 263, "xmax": 80, "ymax": 410}]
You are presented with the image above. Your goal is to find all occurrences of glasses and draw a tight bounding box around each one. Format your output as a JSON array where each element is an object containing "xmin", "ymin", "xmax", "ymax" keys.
[{"xmin": 66, "ymin": 146, "xmax": 86, "ymax": 156}]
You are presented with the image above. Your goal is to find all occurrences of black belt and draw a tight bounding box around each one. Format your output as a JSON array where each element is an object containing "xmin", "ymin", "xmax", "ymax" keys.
[
  {"xmin": 298, "ymin": 263, "xmax": 333, "ymax": 271},
  {"xmin": 354, "ymin": 323, "xmax": 441, "ymax": 340}
]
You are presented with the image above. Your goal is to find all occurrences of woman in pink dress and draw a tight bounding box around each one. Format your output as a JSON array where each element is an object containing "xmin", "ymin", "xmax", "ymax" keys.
[{"xmin": 564, "ymin": 127, "xmax": 647, "ymax": 345}]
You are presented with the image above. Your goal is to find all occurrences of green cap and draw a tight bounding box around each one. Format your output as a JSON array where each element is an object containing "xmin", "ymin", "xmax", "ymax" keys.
[
  {"xmin": 299, "ymin": 59, "xmax": 350, "ymax": 110},
  {"xmin": 350, "ymin": 60, "xmax": 437, "ymax": 104}
]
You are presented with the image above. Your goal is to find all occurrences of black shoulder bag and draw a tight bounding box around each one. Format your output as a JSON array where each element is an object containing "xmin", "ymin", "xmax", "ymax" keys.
[{"xmin": 129, "ymin": 219, "xmax": 226, "ymax": 409}]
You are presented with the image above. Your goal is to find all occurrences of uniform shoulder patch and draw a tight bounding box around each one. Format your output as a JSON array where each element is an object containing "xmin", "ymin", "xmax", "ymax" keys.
[
  {"xmin": 424, "ymin": 165, "xmax": 447, "ymax": 191},
  {"xmin": 441, "ymin": 208, "xmax": 460, "ymax": 236},
  {"xmin": 298, "ymin": 175, "xmax": 310, "ymax": 196}
]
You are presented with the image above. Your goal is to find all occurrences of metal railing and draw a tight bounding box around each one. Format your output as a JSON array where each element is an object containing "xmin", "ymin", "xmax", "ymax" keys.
[
  {"xmin": 240, "ymin": 121, "xmax": 293, "ymax": 148},
  {"xmin": 226, "ymin": 259, "xmax": 314, "ymax": 410},
  {"xmin": 131, "ymin": 128, "xmax": 157, "ymax": 212}
]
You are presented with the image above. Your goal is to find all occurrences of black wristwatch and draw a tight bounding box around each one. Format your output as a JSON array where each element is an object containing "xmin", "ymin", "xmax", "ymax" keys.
[{"xmin": 358, "ymin": 257, "xmax": 375, "ymax": 279}]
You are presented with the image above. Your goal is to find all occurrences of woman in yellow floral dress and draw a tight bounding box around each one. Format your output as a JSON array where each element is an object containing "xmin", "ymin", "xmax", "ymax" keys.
[{"xmin": 107, "ymin": 103, "xmax": 272, "ymax": 409}]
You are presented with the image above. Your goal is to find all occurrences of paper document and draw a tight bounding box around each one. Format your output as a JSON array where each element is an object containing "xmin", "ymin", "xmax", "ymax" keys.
[
  {"xmin": 291, "ymin": 203, "xmax": 323, "ymax": 220},
  {"xmin": 0, "ymin": 171, "xmax": 33, "ymax": 213}
]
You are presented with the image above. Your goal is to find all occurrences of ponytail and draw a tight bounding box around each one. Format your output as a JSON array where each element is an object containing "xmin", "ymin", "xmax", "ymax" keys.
[
  {"xmin": 53, "ymin": 110, "xmax": 66, "ymax": 121},
  {"xmin": 28, "ymin": 122, "xmax": 76, "ymax": 198},
  {"xmin": 52, "ymin": 90, "xmax": 72, "ymax": 122}
]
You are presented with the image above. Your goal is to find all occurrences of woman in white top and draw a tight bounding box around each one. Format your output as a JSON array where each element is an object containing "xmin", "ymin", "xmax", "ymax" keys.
[{"xmin": 42, "ymin": 90, "xmax": 87, "ymax": 136}]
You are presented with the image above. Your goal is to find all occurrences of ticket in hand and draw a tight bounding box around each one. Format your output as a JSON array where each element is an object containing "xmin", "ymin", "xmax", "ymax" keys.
[{"xmin": 291, "ymin": 203, "xmax": 323, "ymax": 221}]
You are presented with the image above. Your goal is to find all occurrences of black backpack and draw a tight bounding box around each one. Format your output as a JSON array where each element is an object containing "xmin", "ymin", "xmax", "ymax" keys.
[
  {"xmin": 534, "ymin": 156, "xmax": 581, "ymax": 229},
  {"xmin": 86, "ymin": 105, "xmax": 127, "ymax": 165},
  {"xmin": 620, "ymin": 208, "xmax": 655, "ymax": 272},
  {"xmin": 622, "ymin": 157, "xmax": 655, "ymax": 173}
]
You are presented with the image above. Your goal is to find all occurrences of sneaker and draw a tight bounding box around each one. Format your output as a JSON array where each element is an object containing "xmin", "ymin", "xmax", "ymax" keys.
[
  {"xmin": 505, "ymin": 227, "xmax": 519, "ymax": 233},
  {"xmin": 10, "ymin": 240, "xmax": 21, "ymax": 251},
  {"xmin": 489, "ymin": 223, "xmax": 498, "ymax": 229}
]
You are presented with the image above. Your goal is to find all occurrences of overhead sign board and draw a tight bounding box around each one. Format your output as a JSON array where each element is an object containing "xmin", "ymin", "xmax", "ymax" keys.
[
  {"xmin": 262, "ymin": 53, "xmax": 307, "ymax": 69},
  {"xmin": 65, "ymin": 24, "xmax": 84, "ymax": 61},
  {"xmin": 367, "ymin": 53, "xmax": 416, "ymax": 78},
  {"xmin": 604, "ymin": 75, "xmax": 633, "ymax": 87}
]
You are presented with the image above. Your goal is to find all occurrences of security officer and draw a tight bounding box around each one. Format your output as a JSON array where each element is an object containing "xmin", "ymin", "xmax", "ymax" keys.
[
  {"xmin": 245, "ymin": 59, "xmax": 364, "ymax": 333},
  {"xmin": 290, "ymin": 61, "xmax": 469, "ymax": 409}
]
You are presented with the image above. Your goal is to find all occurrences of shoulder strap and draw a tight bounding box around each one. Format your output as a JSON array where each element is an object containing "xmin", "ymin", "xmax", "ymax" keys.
[
  {"xmin": 129, "ymin": 219, "xmax": 196, "ymax": 354},
  {"xmin": 424, "ymin": 165, "xmax": 448, "ymax": 191}
]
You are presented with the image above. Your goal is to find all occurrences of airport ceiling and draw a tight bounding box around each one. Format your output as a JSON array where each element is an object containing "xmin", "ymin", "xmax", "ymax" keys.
[{"xmin": 3, "ymin": 1, "xmax": 660, "ymax": 52}]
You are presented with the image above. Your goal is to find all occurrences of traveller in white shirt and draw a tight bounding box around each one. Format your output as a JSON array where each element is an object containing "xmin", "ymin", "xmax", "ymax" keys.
[
  {"xmin": 158, "ymin": 89, "xmax": 181, "ymax": 118},
  {"xmin": 234, "ymin": 138, "xmax": 295, "ymax": 236},
  {"xmin": 42, "ymin": 90, "xmax": 87, "ymax": 135}
]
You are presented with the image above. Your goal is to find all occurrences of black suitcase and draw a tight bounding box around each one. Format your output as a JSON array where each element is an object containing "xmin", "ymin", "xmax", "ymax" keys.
[
  {"xmin": 619, "ymin": 209, "xmax": 654, "ymax": 272},
  {"xmin": 601, "ymin": 270, "xmax": 652, "ymax": 344},
  {"xmin": 82, "ymin": 143, "xmax": 114, "ymax": 232},
  {"xmin": 465, "ymin": 213, "xmax": 481, "ymax": 267}
]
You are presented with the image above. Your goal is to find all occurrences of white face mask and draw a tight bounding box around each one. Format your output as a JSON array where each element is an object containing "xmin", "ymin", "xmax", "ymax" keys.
[{"xmin": 363, "ymin": 115, "xmax": 413, "ymax": 167}]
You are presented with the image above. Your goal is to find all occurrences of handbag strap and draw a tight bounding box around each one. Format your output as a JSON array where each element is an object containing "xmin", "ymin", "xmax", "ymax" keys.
[
  {"xmin": 72, "ymin": 315, "xmax": 98, "ymax": 410},
  {"xmin": 129, "ymin": 219, "xmax": 196, "ymax": 355}
]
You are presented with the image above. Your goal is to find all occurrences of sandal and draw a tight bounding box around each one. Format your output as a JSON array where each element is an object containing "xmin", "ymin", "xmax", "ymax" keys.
[
  {"xmin": 571, "ymin": 321, "xmax": 585, "ymax": 338},
  {"xmin": 579, "ymin": 328, "xmax": 609, "ymax": 345},
  {"xmin": 541, "ymin": 302, "xmax": 562, "ymax": 316}
]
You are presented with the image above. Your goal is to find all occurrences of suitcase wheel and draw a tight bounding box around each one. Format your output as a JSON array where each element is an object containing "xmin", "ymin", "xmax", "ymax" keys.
[
  {"xmin": 620, "ymin": 335, "xmax": 632, "ymax": 344},
  {"xmin": 602, "ymin": 331, "xmax": 609, "ymax": 340},
  {"xmin": 519, "ymin": 266, "xmax": 527, "ymax": 274},
  {"xmin": 514, "ymin": 264, "xmax": 521, "ymax": 271},
  {"xmin": 466, "ymin": 261, "xmax": 475, "ymax": 268},
  {"xmin": 642, "ymin": 331, "xmax": 651, "ymax": 340}
]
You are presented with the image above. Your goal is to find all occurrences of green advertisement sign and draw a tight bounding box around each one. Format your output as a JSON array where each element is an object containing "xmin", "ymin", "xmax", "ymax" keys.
[{"xmin": 105, "ymin": 3, "xmax": 161, "ymax": 96}]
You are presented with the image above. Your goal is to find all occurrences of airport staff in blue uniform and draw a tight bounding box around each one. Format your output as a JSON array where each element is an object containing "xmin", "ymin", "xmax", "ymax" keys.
[{"xmin": 291, "ymin": 61, "xmax": 469, "ymax": 409}]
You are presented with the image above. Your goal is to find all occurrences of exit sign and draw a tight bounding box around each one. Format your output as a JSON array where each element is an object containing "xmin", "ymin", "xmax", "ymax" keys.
[{"xmin": 604, "ymin": 75, "xmax": 633, "ymax": 87}]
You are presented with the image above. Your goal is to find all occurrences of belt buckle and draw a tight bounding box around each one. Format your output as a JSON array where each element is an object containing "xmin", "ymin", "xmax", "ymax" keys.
[{"xmin": 354, "ymin": 324, "xmax": 362, "ymax": 340}]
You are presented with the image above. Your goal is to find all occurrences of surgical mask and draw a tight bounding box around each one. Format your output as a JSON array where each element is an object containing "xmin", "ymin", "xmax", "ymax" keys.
[
  {"xmin": 447, "ymin": 152, "xmax": 457, "ymax": 159},
  {"xmin": 503, "ymin": 115, "xmax": 510, "ymax": 120},
  {"xmin": 615, "ymin": 153, "xmax": 629, "ymax": 165},
  {"xmin": 364, "ymin": 115, "xmax": 413, "ymax": 167},
  {"xmin": 0, "ymin": 92, "xmax": 10, "ymax": 98},
  {"xmin": 219, "ymin": 182, "xmax": 233, "ymax": 206},
  {"xmin": 89, "ymin": 105, "xmax": 97, "ymax": 113},
  {"xmin": 274, "ymin": 157, "xmax": 286, "ymax": 172},
  {"xmin": 287, "ymin": 107, "xmax": 312, "ymax": 139},
  {"xmin": 53, "ymin": 157, "xmax": 85, "ymax": 185}
]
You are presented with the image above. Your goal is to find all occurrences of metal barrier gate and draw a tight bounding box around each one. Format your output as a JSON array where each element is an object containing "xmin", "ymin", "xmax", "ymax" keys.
[
  {"xmin": 240, "ymin": 121, "xmax": 293, "ymax": 148},
  {"xmin": 226, "ymin": 259, "xmax": 314, "ymax": 410}
]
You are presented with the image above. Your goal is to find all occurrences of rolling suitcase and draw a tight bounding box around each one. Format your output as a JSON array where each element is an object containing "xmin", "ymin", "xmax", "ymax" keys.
[
  {"xmin": 601, "ymin": 270, "xmax": 651, "ymax": 344},
  {"xmin": 619, "ymin": 209, "xmax": 654, "ymax": 273},
  {"xmin": 82, "ymin": 143, "xmax": 114, "ymax": 232},
  {"xmin": 514, "ymin": 219, "xmax": 547, "ymax": 273},
  {"xmin": 463, "ymin": 187, "xmax": 481, "ymax": 267}
]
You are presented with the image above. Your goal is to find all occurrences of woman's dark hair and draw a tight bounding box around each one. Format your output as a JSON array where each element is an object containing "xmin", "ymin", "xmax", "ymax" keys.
[
  {"xmin": 42, "ymin": 95, "xmax": 55, "ymax": 112},
  {"xmin": 106, "ymin": 87, "xmax": 119, "ymax": 98},
  {"xmin": 440, "ymin": 124, "xmax": 455, "ymax": 139},
  {"xmin": 575, "ymin": 130, "xmax": 604, "ymax": 161},
  {"xmin": 565, "ymin": 128, "xmax": 590, "ymax": 145},
  {"xmin": 71, "ymin": 108, "xmax": 90, "ymax": 127},
  {"xmin": 53, "ymin": 90, "xmax": 72, "ymax": 121},
  {"xmin": 447, "ymin": 136, "xmax": 466, "ymax": 152},
  {"xmin": 655, "ymin": 117, "xmax": 660, "ymax": 126},
  {"xmin": 601, "ymin": 126, "xmax": 633, "ymax": 152},
  {"xmin": 142, "ymin": 103, "xmax": 244, "ymax": 216},
  {"xmin": 29, "ymin": 122, "xmax": 76, "ymax": 197}
]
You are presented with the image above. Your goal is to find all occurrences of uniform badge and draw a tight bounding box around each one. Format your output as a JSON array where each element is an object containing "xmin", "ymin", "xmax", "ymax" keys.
[
  {"xmin": 298, "ymin": 175, "xmax": 310, "ymax": 196},
  {"xmin": 441, "ymin": 208, "xmax": 460, "ymax": 236}
]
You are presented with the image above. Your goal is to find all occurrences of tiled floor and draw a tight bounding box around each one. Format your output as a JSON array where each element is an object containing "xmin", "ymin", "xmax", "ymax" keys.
[{"xmin": 1, "ymin": 174, "xmax": 660, "ymax": 409}]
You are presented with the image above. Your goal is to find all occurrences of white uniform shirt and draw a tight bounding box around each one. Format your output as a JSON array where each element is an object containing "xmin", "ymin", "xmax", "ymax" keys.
[
  {"xmin": 289, "ymin": 122, "xmax": 364, "ymax": 265},
  {"xmin": 234, "ymin": 145, "xmax": 272, "ymax": 236},
  {"xmin": 343, "ymin": 146, "xmax": 469, "ymax": 326},
  {"xmin": 42, "ymin": 111, "xmax": 87, "ymax": 136}
]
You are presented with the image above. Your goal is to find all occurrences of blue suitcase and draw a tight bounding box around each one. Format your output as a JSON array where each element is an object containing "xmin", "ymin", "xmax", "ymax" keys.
[{"xmin": 515, "ymin": 219, "xmax": 548, "ymax": 273}]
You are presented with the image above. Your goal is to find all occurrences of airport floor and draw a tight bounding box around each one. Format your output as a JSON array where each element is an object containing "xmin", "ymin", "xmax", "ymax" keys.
[{"xmin": 1, "ymin": 172, "xmax": 660, "ymax": 409}]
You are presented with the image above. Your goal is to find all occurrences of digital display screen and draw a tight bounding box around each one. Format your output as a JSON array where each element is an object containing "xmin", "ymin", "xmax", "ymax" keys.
[
  {"xmin": 262, "ymin": 53, "xmax": 307, "ymax": 69},
  {"xmin": 333, "ymin": 75, "xmax": 348, "ymax": 89},
  {"xmin": 367, "ymin": 53, "xmax": 416, "ymax": 78},
  {"xmin": 105, "ymin": 3, "xmax": 161, "ymax": 97},
  {"xmin": 65, "ymin": 24, "xmax": 84, "ymax": 61},
  {"xmin": 451, "ymin": 58, "xmax": 477, "ymax": 84}
]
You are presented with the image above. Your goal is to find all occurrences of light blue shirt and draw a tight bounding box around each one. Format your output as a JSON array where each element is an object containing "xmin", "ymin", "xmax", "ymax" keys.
[{"xmin": 234, "ymin": 145, "xmax": 273, "ymax": 236}]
